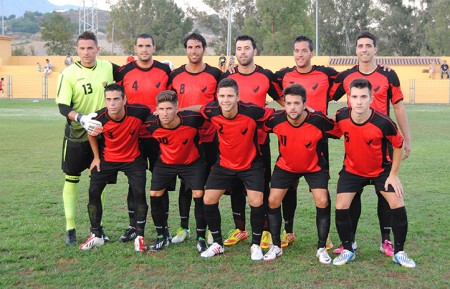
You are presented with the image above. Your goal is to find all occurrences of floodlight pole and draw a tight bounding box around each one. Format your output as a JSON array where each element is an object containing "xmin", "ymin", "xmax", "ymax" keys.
[
  {"xmin": 315, "ymin": 0, "xmax": 319, "ymax": 55},
  {"xmin": 226, "ymin": 0, "xmax": 232, "ymax": 56}
]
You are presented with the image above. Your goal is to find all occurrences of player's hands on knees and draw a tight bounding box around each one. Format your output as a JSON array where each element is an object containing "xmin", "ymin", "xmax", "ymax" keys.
[
  {"xmin": 78, "ymin": 113, "xmax": 103, "ymax": 136},
  {"xmin": 90, "ymin": 158, "xmax": 100, "ymax": 172},
  {"xmin": 385, "ymin": 175, "xmax": 403, "ymax": 197}
]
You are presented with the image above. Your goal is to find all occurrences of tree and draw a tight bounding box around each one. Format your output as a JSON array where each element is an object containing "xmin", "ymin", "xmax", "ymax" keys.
[
  {"xmin": 186, "ymin": 0, "xmax": 257, "ymax": 54},
  {"xmin": 423, "ymin": 0, "xmax": 450, "ymax": 55},
  {"xmin": 243, "ymin": 0, "xmax": 313, "ymax": 55},
  {"xmin": 41, "ymin": 12, "xmax": 77, "ymax": 55},
  {"xmin": 107, "ymin": 0, "xmax": 193, "ymax": 55},
  {"xmin": 373, "ymin": 0, "xmax": 423, "ymax": 56},
  {"xmin": 314, "ymin": 0, "xmax": 372, "ymax": 56}
]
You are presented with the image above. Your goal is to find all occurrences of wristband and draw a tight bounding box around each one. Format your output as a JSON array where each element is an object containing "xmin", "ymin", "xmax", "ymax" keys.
[{"xmin": 75, "ymin": 113, "xmax": 83, "ymax": 123}]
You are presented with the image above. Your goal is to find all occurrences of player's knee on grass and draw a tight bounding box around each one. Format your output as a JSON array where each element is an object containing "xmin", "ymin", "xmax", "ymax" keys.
[
  {"xmin": 247, "ymin": 190, "xmax": 264, "ymax": 207},
  {"xmin": 192, "ymin": 190, "xmax": 204, "ymax": 198},
  {"xmin": 381, "ymin": 191, "xmax": 405, "ymax": 209},
  {"xmin": 312, "ymin": 189, "xmax": 329, "ymax": 209}
]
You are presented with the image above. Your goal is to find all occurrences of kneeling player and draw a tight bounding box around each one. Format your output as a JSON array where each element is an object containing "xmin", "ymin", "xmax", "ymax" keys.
[
  {"xmin": 146, "ymin": 90, "xmax": 208, "ymax": 253},
  {"xmin": 80, "ymin": 84, "xmax": 150, "ymax": 252},
  {"xmin": 263, "ymin": 84, "xmax": 336, "ymax": 264},
  {"xmin": 330, "ymin": 78, "xmax": 415, "ymax": 268}
]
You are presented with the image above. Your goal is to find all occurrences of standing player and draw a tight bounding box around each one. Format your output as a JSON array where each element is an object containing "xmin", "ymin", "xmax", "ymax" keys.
[
  {"xmin": 115, "ymin": 33, "xmax": 172, "ymax": 243},
  {"xmin": 330, "ymin": 78, "xmax": 415, "ymax": 268},
  {"xmin": 56, "ymin": 31, "xmax": 118, "ymax": 245},
  {"xmin": 146, "ymin": 90, "xmax": 208, "ymax": 253},
  {"xmin": 275, "ymin": 35, "xmax": 338, "ymax": 248},
  {"xmin": 221, "ymin": 35, "xmax": 284, "ymax": 249},
  {"xmin": 194, "ymin": 78, "xmax": 273, "ymax": 260},
  {"xmin": 263, "ymin": 84, "xmax": 336, "ymax": 264},
  {"xmin": 79, "ymin": 84, "xmax": 150, "ymax": 252},
  {"xmin": 168, "ymin": 33, "xmax": 222, "ymax": 243},
  {"xmin": 0, "ymin": 77, "xmax": 4, "ymax": 97},
  {"xmin": 330, "ymin": 31, "xmax": 411, "ymax": 257}
]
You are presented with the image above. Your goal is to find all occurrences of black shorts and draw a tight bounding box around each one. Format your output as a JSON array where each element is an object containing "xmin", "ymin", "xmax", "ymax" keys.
[
  {"xmin": 61, "ymin": 137, "xmax": 93, "ymax": 176},
  {"xmin": 271, "ymin": 165, "xmax": 329, "ymax": 190},
  {"xmin": 151, "ymin": 158, "xmax": 206, "ymax": 191},
  {"xmin": 336, "ymin": 168, "xmax": 395, "ymax": 194},
  {"xmin": 90, "ymin": 156, "xmax": 147, "ymax": 192},
  {"xmin": 205, "ymin": 158, "xmax": 265, "ymax": 192}
]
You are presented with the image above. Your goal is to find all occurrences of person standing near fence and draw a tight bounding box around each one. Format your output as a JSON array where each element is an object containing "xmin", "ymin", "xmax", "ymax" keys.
[
  {"xmin": 56, "ymin": 30, "xmax": 119, "ymax": 245},
  {"xmin": 0, "ymin": 77, "xmax": 4, "ymax": 97}
]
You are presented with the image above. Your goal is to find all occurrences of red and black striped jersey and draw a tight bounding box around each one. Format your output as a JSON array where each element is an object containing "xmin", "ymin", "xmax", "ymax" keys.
[
  {"xmin": 168, "ymin": 64, "xmax": 222, "ymax": 143},
  {"xmin": 146, "ymin": 111, "xmax": 204, "ymax": 165},
  {"xmin": 95, "ymin": 104, "xmax": 151, "ymax": 163},
  {"xmin": 275, "ymin": 65, "xmax": 338, "ymax": 114},
  {"xmin": 330, "ymin": 65, "xmax": 404, "ymax": 116},
  {"xmin": 328, "ymin": 107, "xmax": 403, "ymax": 178},
  {"xmin": 264, "ymin": 110, "xmax": 336, "ymax": 173},
  {"xmin": 200, "ymin": 101, "xmax": 274, "ymax": 170},
  {"xmin": 115, "ymin": 60, "xmax": 171, "ymax": 138},
  {"xmin": 221, "ymin": 65, "xmax": 282, "ymax": 144}
]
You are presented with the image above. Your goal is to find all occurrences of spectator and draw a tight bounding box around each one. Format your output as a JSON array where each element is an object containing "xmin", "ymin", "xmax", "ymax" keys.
[
  {"xmin": 441, "ymin": 60, "xmax": 449, "ymax": 79},
  {"xmin": 429, "ymin": 60, "xmax": 436, "ymax": 79},
  {"xmin": 0, "ymin": 77, "xmax": 4, "ymax": 97},
  {"xmin": 64, "ymin": 53, "xmax": 73, "ymax": 67},
  {"xmin": 44, "ymin": 59, "xmax": 53, "ymax": 77},
  {"xmin": 218, "ymin": 53, "xmax": 227, "ymax": 72},
  {"xmin": 228, "ymin": 54, "xmax": 235, "ymax": 68},
  {"xmin": 37, "ymin": 62, "xmax": 42, "ymax": 72}
]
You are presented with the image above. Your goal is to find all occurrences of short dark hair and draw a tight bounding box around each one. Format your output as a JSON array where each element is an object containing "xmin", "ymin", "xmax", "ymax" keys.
[
  {"xmin": 356, "ymin": 31, "xmax": 377, "ymax": 47},
  {"xmin": 349, "ymin": 78, "xmax": 372, "ymax": 94},
  {"xmin": 104, "ymin": 83, "xmax": 125, "ymax": 98},
  {"xmin": 235, "ymin": 35, "xmax": 256, "ymax": 49},
  {"xmin": 156, "ymin": 90, "xmax": 178, "ymax": 106},
  {"xmin": 135, "ymin": 33, "xmax": 154, "ymax": 45},
  {"xmin": 217, "ymin": 78, "xmax": 239, "ymax": 94},
  {"xmin": 77, "ymin": 30, "xmax": 98, "ymax": 46},
  {"xmin": 283, "ymin": 84, "xmax": 307, "ymax": 103},
  {"xmin": 294, "ymin": 35, "xmax": 313, "ymax": 52},
  {"xmin": 184, "ymin": 33, "xmax": 207, "ymax": 49}
]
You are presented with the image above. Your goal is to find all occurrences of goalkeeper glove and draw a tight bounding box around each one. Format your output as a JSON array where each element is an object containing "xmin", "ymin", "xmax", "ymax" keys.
[{"xmin": 75, "ymin": 112, "xmax": 103, "ymax": 136}]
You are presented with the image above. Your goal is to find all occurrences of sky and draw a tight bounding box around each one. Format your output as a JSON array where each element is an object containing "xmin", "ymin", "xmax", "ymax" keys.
[{"xmin": 48, "ymin": 0, "xmax": 211, "ymax": 12}]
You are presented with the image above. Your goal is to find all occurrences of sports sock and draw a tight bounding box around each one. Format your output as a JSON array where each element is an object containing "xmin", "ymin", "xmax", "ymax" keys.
[
  {"xmin": 267, "ymin": 206, "xmax": 282, "ymax": 247},
  {"xmin": 162, "ymin": 190, "xmax": 170, "ymax": 232},
  {"xmin": 63, "ymin": 175, "xmax": 80, "ymax": 230},
  {"xmin": 134, "ymin": 203, "xmax": 148, "ymax": 237},
  {"xmin": 250, "ymin": 205, "xmax": 265, "ymax": 245},
  {"xmin": 151, "ymin": 196, "xmax": 166, "ymax": 236},
  {"xmin": 316, "ymin": 203, "xmax": 331, "ymax": 249},
  {"xmin": 194, "ymin": 197, "xmax": 206, "ymax": 239},
  {"xmin": 127, "ymin": 185, "xmax": 136, "ymax": 227},
  {"xmin": 282, "ymin": 186, "xmax": 297, "ymax": 233},
  {"xmin": 179, "ymin": 182, "xmax": 192, "ymax": 229},
  {"xmin": 335, "ymin": 208, "xmax": 353, "ymax": 252},
  {"xmin": 377, "ymin": 190, "xmax": 392, "ymax": 242},
  {"xmin": 230, "ymin": 181, "xmax": 246, "ymax": 231},
  {"xmin": 203, "ymin": 203, "xmax": 222, "ymax": 245},
  {"xmin": 349, "ymin": 191, "xmax": 362, "ymax": 242},
  {"xmin": 391, "ymin": 206, "xmax": 408, "ymax": 253}
]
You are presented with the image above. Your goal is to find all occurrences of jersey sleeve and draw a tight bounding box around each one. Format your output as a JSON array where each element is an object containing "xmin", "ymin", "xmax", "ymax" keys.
[
  {"xmin": 388, "ymin": 71, "xmax": 404, "ymax": 105},
  {"xmin": 55, "ymin": 72, "xmax": 73, "ymax": 106},
  {"xmin": 330, "ymin": 70, "xmax": 351, "ymax": 101},
  {"xmin": 264, "ymin": 68, "xmax": 283, "ymax": 101}
]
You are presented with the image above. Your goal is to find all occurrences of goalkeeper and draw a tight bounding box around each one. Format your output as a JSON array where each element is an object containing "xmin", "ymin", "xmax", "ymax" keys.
[{"xmin": 56, "ymin": 30, "xmax": 119, "ymax": 245}]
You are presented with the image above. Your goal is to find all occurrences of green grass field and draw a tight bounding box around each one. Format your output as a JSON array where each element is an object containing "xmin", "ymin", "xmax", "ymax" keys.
[{"xmin": 0, "ymin": 100, "xmax": 449, "ymax": 288}]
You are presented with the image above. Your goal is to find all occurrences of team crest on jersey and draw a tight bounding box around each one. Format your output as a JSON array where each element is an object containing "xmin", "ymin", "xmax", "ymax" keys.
[
  {"xmin": 201, "ymin": 86, "xmax": 207, "ymax": 93},
  {"xmin": 253, "ymin": 86, "xmax": 260, "ymax": 93},
  {"xmin": 312, "ymin": 83, "xmax": 319, "ymax": 90},
  {"xmin": 374, "ymin": 86, "xmax": 381, "ymax": 92}
]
